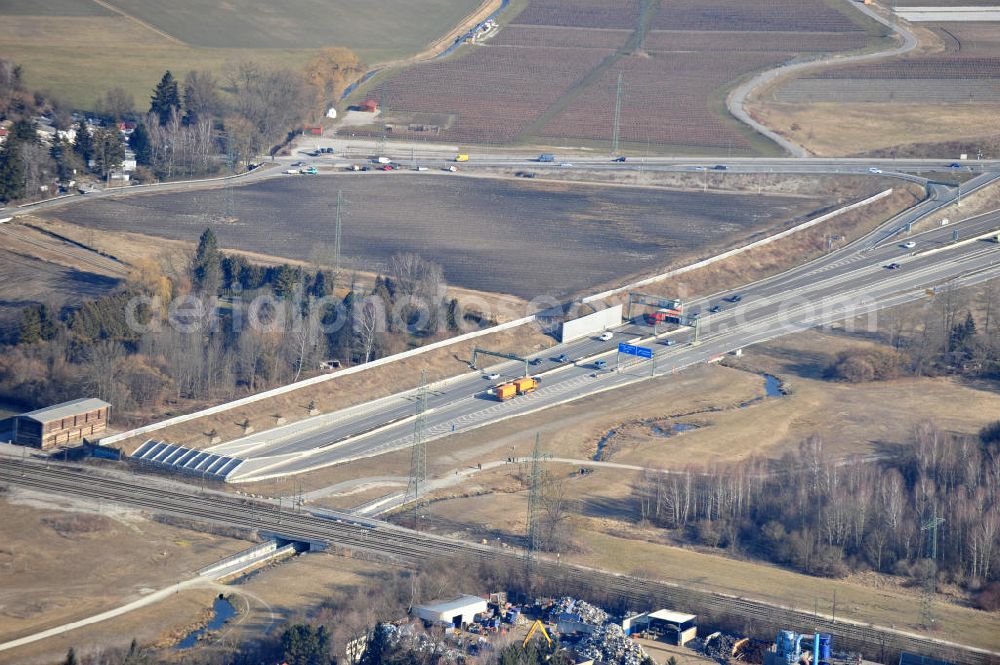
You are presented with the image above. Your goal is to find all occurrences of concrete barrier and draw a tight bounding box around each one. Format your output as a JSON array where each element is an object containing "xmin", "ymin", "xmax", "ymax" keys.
[
  {"xmin": 99, "ymin": 313, "xmax": 536, "ymax": 446},
  {"xmin": 582, "ymin": 189, "xmax": 893, "ymax": 304},
  {"xmin": 100, "ymin": 189, "xmax": 893, "ymax": 448}
]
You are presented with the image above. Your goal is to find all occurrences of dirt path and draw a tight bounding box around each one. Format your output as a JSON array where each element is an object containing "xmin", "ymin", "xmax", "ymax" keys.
[
  {"xmin": 370, "ymin": 0, "xmax": 503, "ymax": 71},
  {"xmin": 728, "ymin": 0, "xmax": 919, "ymax": 157}
]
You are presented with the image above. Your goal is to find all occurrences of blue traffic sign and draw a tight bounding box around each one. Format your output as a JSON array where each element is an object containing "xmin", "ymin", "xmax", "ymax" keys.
[{"xmin": 618, "ymin": 342, "xmax": 653, "ymax": 359}]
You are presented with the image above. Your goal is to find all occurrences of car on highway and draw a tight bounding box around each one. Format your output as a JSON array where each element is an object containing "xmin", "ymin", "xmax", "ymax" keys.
[
  {"xmin": 301, "ymin": 166, "xmax": 318, "ymax": 175},
  {"xmin": 902, "ymin": 241, "xmax": 916, "ymax": 249},
  {"xmin": 612, "ymin": 156, "xmax": 626, "ymax": 162},
  {"xmin": 712, "ymin": 164, "xmax": 728, "ymax": 171},
  {"xmin": 726, "ymin": 294, "xmax": 742, "ymax": 303},
  {"xmin": 380, "ymin": 165, "xmax": 394, "ymax": 171},
  {"xmin": 868, "ymin": 167, "xmax": 883, "ymax": 174},
  {"xmin": 485, "ymin": 373, "xmax": 500, "ymax": 380},
  {"xmin": 415, "ymin": 166, "xmax": 429, "ymax": 171},
  {"xmin": 594, "ymin": 360, "xmax": 608, "ymax": 369},
  {"xmin": 529, "ymin": 358, "xmax": 542, "ymax": 366},
  {"xmin": 514, "ymin": 171, "xmax": 536, "ymax": 178},
  {"xmin": 660, "ymin": 338, "xmax": 675, "ymax": 346},
  {"xmin": 694, "ymin": 166, "xmax": 707, "ymax": 171},
  {"xmin": 554, "ymin": 354, "xmax": 569, "ymax": 363},
  {"xmin": 559, "ymin": 162, "xmax": 574, "ymax": 167},
  {"xmin": 599, "ymin": 331, "xmax": 613, "ymax": 341},
  {"xmin": 947, "ymin": 162, "xmax": 962, "ymax": 168},
  {"xmin": 709, "ymin": 304, "xmax": 723, "ymax": 313},
  {"xmin": 885, "ymin": 263, "xmax": 900, "ymax": 270}
]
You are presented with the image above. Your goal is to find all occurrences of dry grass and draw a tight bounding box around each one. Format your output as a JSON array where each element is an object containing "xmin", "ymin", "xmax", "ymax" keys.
[
  {"xmin": 113, "ymin": 319, "xmax": 554, "ymax": 453},
  {"xmin": 0, "ymin": 587, "xmax": 221, "ymax": 665},
  {"xmin": 569, "ymin": 529, "xmax": 1000, "ymax": 651},
  {"xmin": 747, "ymin": 101, "xmax": 1000, "ymax": 157},
  {"xmin": 609, "ymin": 184, "xmax": 923, "ymax": 304},
  {"xmin": 0, "ymin": 495, "xmax": 249, "ymax": 663}
]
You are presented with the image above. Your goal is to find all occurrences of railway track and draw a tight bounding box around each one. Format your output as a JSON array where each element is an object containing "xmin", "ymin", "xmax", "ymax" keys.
[{"xmin": 1, "ymin": 459, "xmax": 997, "ymax": 665}]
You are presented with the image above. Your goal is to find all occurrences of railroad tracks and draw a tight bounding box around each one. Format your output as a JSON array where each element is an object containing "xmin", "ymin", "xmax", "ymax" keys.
[{"xmin": 1, "ymin": 459, "xmax": 997, "ymax": 665}]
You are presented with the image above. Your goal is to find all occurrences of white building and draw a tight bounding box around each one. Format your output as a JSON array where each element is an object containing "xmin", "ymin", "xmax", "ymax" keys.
[{"xmin": 412, "ymin": 595, "xmax": 487, "ymax": 628}]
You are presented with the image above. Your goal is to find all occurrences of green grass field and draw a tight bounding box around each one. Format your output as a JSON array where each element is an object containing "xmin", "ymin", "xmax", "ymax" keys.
[{"xmin": 0, "ymin": 0, "xmax": 482, "ymax": 109}]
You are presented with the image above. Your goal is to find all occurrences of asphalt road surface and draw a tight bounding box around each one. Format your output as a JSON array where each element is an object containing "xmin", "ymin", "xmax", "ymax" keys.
[{"xmin": 219, "ymin": 186, "xmax": 1000, "ymax": 481}]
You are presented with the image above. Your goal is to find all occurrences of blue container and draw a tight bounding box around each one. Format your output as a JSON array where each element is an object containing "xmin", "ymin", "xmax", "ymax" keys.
[{"xmin": 819, "ymin": 634, "xmax": 832, "ymax": 661}]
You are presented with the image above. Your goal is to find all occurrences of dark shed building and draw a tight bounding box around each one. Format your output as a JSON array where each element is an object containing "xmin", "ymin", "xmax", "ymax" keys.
[{"xmin": 14, "ymin": 398, "xmax": 111, "ymax": 449}]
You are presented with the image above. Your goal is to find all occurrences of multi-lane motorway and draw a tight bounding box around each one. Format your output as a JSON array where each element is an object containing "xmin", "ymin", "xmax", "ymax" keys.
[{"xmin": 211, "ymin": 170, "xmax": 1000, "ymax": 481}]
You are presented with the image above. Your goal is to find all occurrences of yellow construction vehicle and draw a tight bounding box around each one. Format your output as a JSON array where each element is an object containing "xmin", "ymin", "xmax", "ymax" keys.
[{"xmin": 523, "ymin": 619, "xmax": 553, "ymax": 649}]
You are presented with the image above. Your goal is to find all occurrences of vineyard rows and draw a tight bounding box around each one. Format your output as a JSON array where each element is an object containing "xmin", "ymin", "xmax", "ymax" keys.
[
  {"xmin": 510, "ymin": 0, "xmax": 641, "ymax": 29},
  {"xmin": 644, "ymin": 29, "xmax": 870, "ymax": 53},
  {"xmin": 773, "ymin": 78, "xmax": 1000, "ymax": 104},
  {"xmin": 354, "ymin": 0, "xmax": 881, "ymax": 152},
  {"xmin": 539, "ymin": 51, "xmax": 793, "ymax": 151},
  {"xmin": 491, "ymin": 25, "xmax": 630, "ymax": 50},
  {"xmin": 931, "ymin": 23, "xmax": 1000, "ymax": 55},
  {"xmin": 651, "ymin": 0, "xmax": 861, "ymax": 33},
  {"xmin": 376, "ymin": 46, "xmax": 611, "ymax": 143},
  {"xmin": 817, "ymin": 57, "xmax": 1000, "ymax": 79}
]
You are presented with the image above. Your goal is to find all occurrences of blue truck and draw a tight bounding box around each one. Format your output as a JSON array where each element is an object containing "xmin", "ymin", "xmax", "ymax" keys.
[{"xmin": 537, "ymin": 153, "xmax": 555, "ymax": 162}]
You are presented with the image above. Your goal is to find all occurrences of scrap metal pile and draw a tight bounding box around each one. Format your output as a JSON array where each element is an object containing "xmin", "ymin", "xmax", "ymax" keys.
[
  {"xmin": 577, "ymin": 623, "xmax": 649, "ymax": 665},
  {"xmin": 552, "ymin": 596, "xmax": 610, "ymax": 625}
]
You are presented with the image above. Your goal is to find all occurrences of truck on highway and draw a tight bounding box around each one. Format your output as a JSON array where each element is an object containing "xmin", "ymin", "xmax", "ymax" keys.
[
  {"xmin": 375, "ymin": 156, "xmax": 391, "ymax": 164},
  {"xmin": 645, "ymin": 307, "xmax": 682, "ymax": 325},
  {"xmin": 537, "ymin": 153, "xmax": 555, "ymax": 162},
  {"xmin": 493, "ymin": 376, "xmax": 541, "ymax": 400},
  {"xmin": 455, "ymin": 154, "xmax": 470, "ymax": 162}
]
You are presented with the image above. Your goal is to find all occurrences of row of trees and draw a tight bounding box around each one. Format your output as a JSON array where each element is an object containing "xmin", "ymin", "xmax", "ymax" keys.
[
  {"xmin": 2, "ymin": 228, "xmax": 472, "ymax": 422},
  {"xmin": 1, "ymin": 46, "xmax": 365, "ymax": 202},
  {"xmin": 633, "ymin": 423, "xmax": 1000, "ymax": 588}
]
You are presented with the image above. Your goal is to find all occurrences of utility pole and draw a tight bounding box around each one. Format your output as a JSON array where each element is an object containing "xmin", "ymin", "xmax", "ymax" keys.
[
  {"xmin": 611, "ymin": 70, "xmax": 623, "ymax": 157},
  {"xmin": 525, "ymin": 433, "xmax": 544, "ymax": 587},
  {"xmin": 334, "ymin": 190, "xmax": 343, "ymax": 280},
  {"xmin": 407, "ymin": 371, "xmax": 429, "ymax": 528},
  {"xmin": 920, "ymin": 508, "xmax": 945, "ymax": 630}
]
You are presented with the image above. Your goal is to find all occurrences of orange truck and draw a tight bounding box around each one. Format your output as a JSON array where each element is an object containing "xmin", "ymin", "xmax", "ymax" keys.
[{"xmin": 494, "ymin": 376, "xmax": 540, "ymax": 401}]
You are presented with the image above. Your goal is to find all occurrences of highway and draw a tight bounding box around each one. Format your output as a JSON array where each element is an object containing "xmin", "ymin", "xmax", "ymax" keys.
[
  {"xmin": 208, "ymin": 171, "xmax": 1000, "ymax": 482},
  {"xmin": 0, "ymin": 457, "xmax": 996, "ymax": 665}
]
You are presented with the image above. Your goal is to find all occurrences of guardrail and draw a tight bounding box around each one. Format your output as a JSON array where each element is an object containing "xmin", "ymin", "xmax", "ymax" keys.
[
  {"xmin": 582, "ymin": 189, "xmax": 893, "ymax": 304},
  {"xmin": 100, "ymin": 189, "xmax": 894, "ymax": 447}
]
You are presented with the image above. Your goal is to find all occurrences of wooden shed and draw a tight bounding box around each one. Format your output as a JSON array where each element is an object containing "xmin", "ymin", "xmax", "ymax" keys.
[{"xmin": 14, "ymin": 398, "xmax": 111, "ymax": 449}]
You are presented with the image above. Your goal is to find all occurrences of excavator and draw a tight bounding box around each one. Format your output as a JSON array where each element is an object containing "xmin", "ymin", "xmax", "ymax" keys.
[{"xmin": 523, "ymin": 619, "xmax": 553, "ymax": 649}]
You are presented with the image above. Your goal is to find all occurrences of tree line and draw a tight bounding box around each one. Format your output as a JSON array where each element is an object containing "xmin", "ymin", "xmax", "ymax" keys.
[
  {"xmin": 0, "ymin": 47, "xmax": 364, "ymax": 202},
  {"xmin": 1, "ymin": 229, "xmax": 475, "ymax": 424},
  {"xmin": 632, "ymin": 423, "xmax": 1000, "ymax": 599}
]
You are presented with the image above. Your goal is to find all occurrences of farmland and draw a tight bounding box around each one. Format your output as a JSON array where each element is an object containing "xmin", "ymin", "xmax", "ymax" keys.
[
  {"xmin": 756, "ymin": 19, "xmax": 1000, "ymax": 155},
  {"xmin": 43, "ymin": 175, "xmax": 840, "ymax": 300},
  {"xmin": 356, "ymin": 0, "xmax": 884, "ymax": 154},
  {"xmin": 537, "ymin": 51, "xmax": 794, "ymax": 151},
  {"xmin": 0, "ymin": 0, "xmax": 483, "ymax": 108}
]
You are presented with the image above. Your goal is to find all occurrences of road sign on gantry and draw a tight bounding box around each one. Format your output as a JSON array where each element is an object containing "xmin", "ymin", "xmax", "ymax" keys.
[{"xmin": 618, "ymin": 342, "xmax": 653, "ymax": 359}]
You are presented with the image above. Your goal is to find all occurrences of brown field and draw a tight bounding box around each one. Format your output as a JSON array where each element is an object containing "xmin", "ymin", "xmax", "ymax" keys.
[
  {"xmin": 0, "ymin": 492, "xmax": 249, "ymax": 664},
  {"xmin": 0, "ymin": 221, "xmax": 127, "ymax": 339},
  {"xmin": 43, "ymin": 174, "xmax": 837, "ymax": 300},
  {"xmin": 349, "ymin": 0, "xmax": 881, "ymax": 153},
  {"xmin": 538, "ymin": 50, "xmax": 793, "ymax": 152},
  {"xmin": 749, "ymin": 101, "xmax": 1000, "ymax": 157},
  {"xmin": 649, "ymin": 0, "xmax": 863, "ymax": 32},
  {"xmin": 756, "ymin": 18, "xmax": 1000, "ymax": 155}
]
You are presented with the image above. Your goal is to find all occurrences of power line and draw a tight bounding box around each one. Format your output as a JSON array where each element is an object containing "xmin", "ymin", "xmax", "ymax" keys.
[
  {"xmin": 612, "ymin": 70, "xmax": 623, "ymax": 157},
  {"xmin": 407, "ymin": 371, "xmax": 429, "ymax": 528}
]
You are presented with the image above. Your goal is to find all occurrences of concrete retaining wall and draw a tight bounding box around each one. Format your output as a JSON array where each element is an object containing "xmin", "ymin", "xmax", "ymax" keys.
[
  {"xmin": 100, "ymin": 189, "xmax": 892, "ymax": 448},
  {"xmin": 582, "ymin": 189, "xmax": 893, "ymax": 304},
  {"xmin": 561, "ymin": 304, "xmax": 623, "ymax": 342}
]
